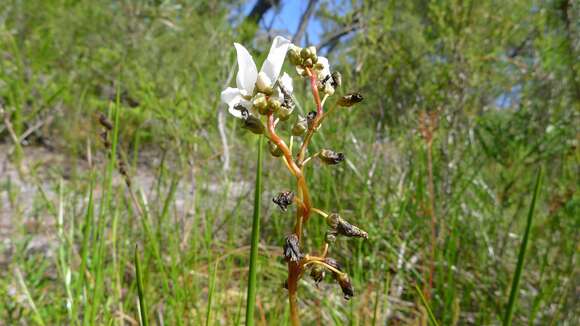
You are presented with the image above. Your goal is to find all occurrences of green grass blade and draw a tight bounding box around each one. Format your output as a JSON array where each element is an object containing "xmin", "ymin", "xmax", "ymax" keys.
[
  {"xmin": 245, "ymin": 136, "xmax": 263, "ymax": 326},
  {"xmin": 135, "ymin": 245, "xmax": 149, "ymax": 326},
  {"xmin": 415, "ymin": 284, "xmax": 439, "ymax": 326},
  {"xmin": 503, "ymin": 167, "xmax": 543, "ymax": 326}
]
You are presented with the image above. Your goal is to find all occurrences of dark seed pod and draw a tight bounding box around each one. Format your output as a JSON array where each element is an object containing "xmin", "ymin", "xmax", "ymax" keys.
[
  {"xmin": 283, "ymin": 234, "xmax": 302, "ymax": 262},
  {"xmin": 319, "ymin": 149, "xmax": 345, "ymax": 165},
  {"xmin": 98, "ymin": 113, "xmax": 113, "ymax": 130},
  {"xmin": 324, "ymin": 257, "xmax": 342, "ymax": 271},
  {"xmin": 310, "ymin": 264, "xmax": 326, "ymax": 286},
  {"xmin": 292, "ymin": 116, "xmax": 308, "ymax": 136},
  {"xmin": 337, "ymin": 92, "xmax": 363, "ymax": 107},
  {"xmin": 325, "ymin": 231, "xmax": 337, "ymax": 244},
  {"xmin": 242, "ymin": 115, "xmax": 265, "ymax": 135},
  {"xmin": 337, "ymin": 217, "xmax": 368, "ymax": 239},
  {"xmin": 273, "ymin": 191, "xmax": 294, "ymax": 211},
  {"xmin": 268, "ymin": 141, "xmax": 283, "ymax": 157},
  {"xmin": 326, "ymin": 213, "xmax": 368, "ymax": 239},
  {"xmin": 335, "ymin": 273, "xmax": 354, "ymax": 300}
]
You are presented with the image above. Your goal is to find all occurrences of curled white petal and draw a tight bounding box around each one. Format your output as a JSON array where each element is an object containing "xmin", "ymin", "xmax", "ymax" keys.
[
  {"xmin": 234, "ymin": 43, "xmax": 258, "ymax": 95},
  {"xmin": 220, "ymin": 87, "xmax": 250, "ymax": 119},
  {"xmin": 317, "ymin": 56, "xmax": 331, "ymax": 79},
  {"xmin": 260, "ymin": 36, "xmax": 291, "ymax": 86}
]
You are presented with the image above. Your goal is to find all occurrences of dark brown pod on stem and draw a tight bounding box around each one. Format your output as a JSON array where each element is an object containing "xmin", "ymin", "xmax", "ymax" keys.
[
  {"xmin": 337, "ymin": 92, "xmax": 363, "ymax": 107},
  {"xmin": 319, "ymin": 149, "xmax": 345, "ymax": 165},
  {"xmin": 273, "ymin": 191, "xmax": 294, "ymax": 211},
  {"xmin": 283, "ymin": 234, "xmax": 302, "ymax": 262}
]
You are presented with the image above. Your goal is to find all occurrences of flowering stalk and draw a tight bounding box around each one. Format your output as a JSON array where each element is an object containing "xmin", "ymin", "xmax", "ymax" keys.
[{"xmin": 221, "ymin": 37, "xmax": 367, "ymax": 325}]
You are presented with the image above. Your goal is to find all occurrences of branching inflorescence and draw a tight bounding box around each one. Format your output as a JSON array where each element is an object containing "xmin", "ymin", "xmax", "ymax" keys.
[{"xmin": 221, "ymin": 36, "xmax": 366, "ymax": 325}]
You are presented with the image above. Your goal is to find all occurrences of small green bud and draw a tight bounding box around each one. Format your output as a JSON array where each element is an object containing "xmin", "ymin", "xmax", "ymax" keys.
[
  {"xmin": 292, "ymin": 116, "xmax": 308, "ymax": 136},
  {"xmin": 303, "ymin": 58, "xmax": 313, "ymax": 67},
  {"xmin": 288, "ymin": 48, "xmax": 302, "ymax": 66},
  {"xmin": 300, "ymin": 47, "xmax": 311, "ymax": 59},
  {"xmin": 268, "ymin": 141, "xmax": 283, "ymax": 157},
  {"xmin": 319, "ymin": 149, "xmax": 345, "ymax": 165},
  {"xmin": 252, "ymin": 94, "xmax": 268, "ymax": 112},
  {"xmin": 337, "ymin": 92, "xmax": 364, "ymax": 107},
  {"xmin": 267, "ymin": 97, "xmax": 282, "ymax": 113},
  {"xmin": 242, "ymin": 115, "xmax": 265, "ymax": 134}
]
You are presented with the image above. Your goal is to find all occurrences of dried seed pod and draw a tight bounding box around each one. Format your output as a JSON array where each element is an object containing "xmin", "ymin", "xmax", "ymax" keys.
[
  {"xmin": 283, "ymin": 234, "xmax": 302, "ymax": 262},
  {"xmin": 98, "ymin": 113, "xmax": 113, "ymax": 130},
  {"xmin": 319, "ymin": 149, "xmax": 345, "ymax": 165},
  {"xmin": 337, "ymin": 217, "xmax": 368, "ymax": 239},
  {"xmin": 335, "ymin": 273, "xmax": 354, "ymax": 300},
  {"xmin": 242, "ymin": 115, "xmax": 265, "ymax": 135},
  {"xmin": 273, "ymin": 191, "xmax": 294, "ymax": 211},
  {"xmin": 292, "ymin": 116, "xmax": 308, "ymax": 136},
  {"xmin": 326, "ymin": 213, "xmax": 368, "ymax": 239},
  {"xmin": 337, "ymin": 92, "xmax": 364, "ymax": 107},
  {"xmin": 268, "ymin": 141, "xmax": 283, "ymax": 157},
  {"xmin": 324, "ymin": 257, "xmax": 342, "ymax": 271},
  {"xmin": 310, "ymin": 264, "xmax": 325, "ymax": 286}
]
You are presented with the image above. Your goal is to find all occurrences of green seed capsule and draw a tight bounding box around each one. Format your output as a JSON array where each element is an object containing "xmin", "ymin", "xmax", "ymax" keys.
[
  {"xmin": 268, "ymin": 141, "xmax": 283, "ymax": 157},
  {"xmin": 242, "ymin": 115, "xmax": 265, "ymax": 135},
  {"xmin": 267, "ymin": 97, "xmax": 282, "ymax": 113},
  {"xmin": 292, "ymin": 116, "xmax": 308, "ymax": 136}
]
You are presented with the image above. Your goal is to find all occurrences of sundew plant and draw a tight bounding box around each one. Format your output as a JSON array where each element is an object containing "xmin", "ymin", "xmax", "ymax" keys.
[{"xmin": 221, "ymin": 36, "xmax": 366, "ymax": 325}]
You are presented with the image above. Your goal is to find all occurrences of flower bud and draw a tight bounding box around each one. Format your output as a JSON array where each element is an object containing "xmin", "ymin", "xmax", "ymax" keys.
[
  {"xmin": 337, "ymin": 92, "xmax": 363, "ymax": 107},
  {"xmin": 242, "ymin": 115, "xmax": 265, "ymax": 135},
  {"xmin": 292, "ymin": 116, "xmax": 308, "ymax": 136},
  {"xmin": 268, "ymin": 141, "xmax": 283, "ymax": 157},
  {"xmin": 273, "ymin": 191, "xmax": 294, "ymax": 211},
  {"xmin": 288, "ymin": 47, "xmax": 302, "ymax": 66},
  {"xmin": 252, "ymin": 93, "xmax": 268, "ymax": 113},
  {"xmin": 300, "ymin": 47, "xmax": 311, "ymax": 59},
  {"xmin": 307, "ymin": 46, "xmax": 317, "ymax": 59},
  {"xmin": 267, "ymin": 97, "xmax": 282, "ymax": 113},
  {"xmin": 322, "ymin": 83, "xmax": 335, "ymax": 96},
  {"xmin": 319, "ymin": 149, "xmax": 345, "ymax": 165},
  {"xmin": 283, "ymin": 234, "xmax": 302, "ymax": 262}
]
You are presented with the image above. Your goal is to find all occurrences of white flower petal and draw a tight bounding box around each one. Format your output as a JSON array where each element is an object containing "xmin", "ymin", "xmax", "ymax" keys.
[
  {"xmin": 276, "ymin": 72, "xmax": 293, "ymax": 100},
  {"xmin": 256, "ymin": 72, "xmax": 272, "ymax": 93},
  {"xmin": 260, "ymin": 36, "xmax": 291, "ymax": 85},
  {"xmin": 279, "ymin": 72, "xmax": 293, "ymax": 94},
  {"xmin": 317, "ymin": 56, "xmax": 331, "ymax": 79},
  {"xmin": 234, "ymin": 43, "xmax": 258, "ymax": 95},
  {"xmin": 221, "ymin": 87, "xmax": 250, "ymax": 119}
]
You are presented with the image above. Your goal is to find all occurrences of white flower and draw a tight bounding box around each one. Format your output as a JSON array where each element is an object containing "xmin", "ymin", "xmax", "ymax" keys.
[
  {"xmin": 221, "ymin": 36, "xmax": 294, "ymax": 118},
  {"xmin": 316, "ymin": 56, "xmax": 331, "ymax": 80}
]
